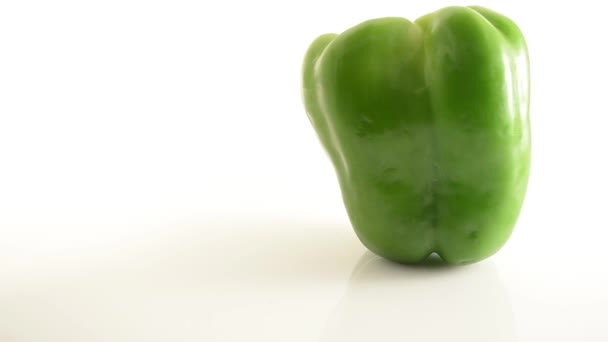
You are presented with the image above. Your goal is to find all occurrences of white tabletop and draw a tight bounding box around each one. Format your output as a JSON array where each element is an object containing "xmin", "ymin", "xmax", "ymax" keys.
[{"xmin": 1, "ymin": 211, "xmax": 606, "ymax": 341}]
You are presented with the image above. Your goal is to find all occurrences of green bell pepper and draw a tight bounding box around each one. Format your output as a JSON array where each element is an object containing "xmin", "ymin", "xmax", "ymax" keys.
[{"xmin": 302, "ymin": 6, "xmax": 530, "ymax": 265}]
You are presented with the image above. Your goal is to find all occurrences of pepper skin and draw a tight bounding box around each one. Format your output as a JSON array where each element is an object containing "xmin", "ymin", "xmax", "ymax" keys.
[{"xmin": 302, "ymin": 6, "xmax": 530, "ymax": 265}]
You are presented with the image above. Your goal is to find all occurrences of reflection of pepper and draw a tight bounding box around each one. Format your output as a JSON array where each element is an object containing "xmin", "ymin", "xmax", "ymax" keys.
[{"xmin": 302, "ymin": 6, "xmax": 530, "ymax": 264}]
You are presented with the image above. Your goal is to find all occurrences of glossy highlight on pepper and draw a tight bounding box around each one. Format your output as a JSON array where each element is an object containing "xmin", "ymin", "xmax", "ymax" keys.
[{"xmin": 302, "ymin": 6, "xmax": 530, "ymax": 265}]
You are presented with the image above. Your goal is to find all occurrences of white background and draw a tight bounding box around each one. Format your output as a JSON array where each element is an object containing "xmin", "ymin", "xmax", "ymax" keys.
[{"xmin": 1, "ymin": 0, "xmax": 607, "ymax": 341}]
